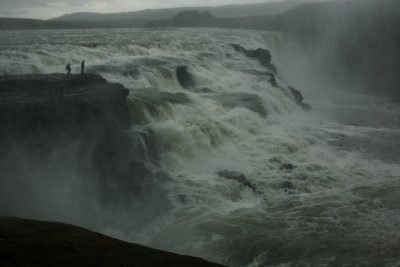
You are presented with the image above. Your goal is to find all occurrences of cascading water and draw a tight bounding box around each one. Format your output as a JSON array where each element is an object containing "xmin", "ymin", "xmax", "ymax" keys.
[{"xmin": 1, "ymin": 28, "xmax": 400, "ymax": 267}]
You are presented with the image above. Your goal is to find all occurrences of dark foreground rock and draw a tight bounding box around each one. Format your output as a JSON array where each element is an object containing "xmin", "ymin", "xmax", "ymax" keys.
[{"xmin": 0, "ymin": 217, "xmax": 226, "ymax": 267}]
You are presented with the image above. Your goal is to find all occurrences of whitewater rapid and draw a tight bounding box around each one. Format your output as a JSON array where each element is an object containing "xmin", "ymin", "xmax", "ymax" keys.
[{"xmin": 1, "ymin": 28, "xmax": 400, "ymax": 267}]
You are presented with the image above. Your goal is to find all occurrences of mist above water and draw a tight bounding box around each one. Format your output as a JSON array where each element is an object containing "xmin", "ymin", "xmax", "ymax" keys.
[{"xmin": 279, "ymin": 0, "xmax": 400, "ymax": 99}]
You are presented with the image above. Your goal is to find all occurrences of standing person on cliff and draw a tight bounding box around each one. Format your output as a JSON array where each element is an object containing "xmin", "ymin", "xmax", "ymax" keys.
[
  {"xmin": 81, "ymin": 60, "xmax": 85, "ymax": 76},
  {"xmin": 66, "ymin": 63, "xmax": 71, "ymax": 76}
]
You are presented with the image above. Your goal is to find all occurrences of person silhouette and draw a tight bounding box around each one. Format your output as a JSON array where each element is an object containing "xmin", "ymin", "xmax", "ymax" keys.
[
  {"xmin": 81, "ymin": 60, "xmax": 85, "ymax": 75},
  {"xmin": 66, "ymin": 63, "xmax": 71, "ymax": 76}
]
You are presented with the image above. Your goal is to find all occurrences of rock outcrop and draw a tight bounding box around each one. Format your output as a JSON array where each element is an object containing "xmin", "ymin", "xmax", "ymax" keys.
[
  {"xmin": 231, "ymin": 44, "xmax": 277, "ymax": 74},
  {"xmin": 279, "ymin": 163, "xmax": 295, "ymax": 172},
  {"xmin": 217, "ymin": 170, "xmax": 257, "ymax": 193},
  {"xmin": 0, "ymin": 74, "xmax": 132, "ymax": 183},
  {"xmin": 0, "ymin": 74, "xmax": 130, "ymax": 137},
  {"xmin": 176, "ymin": 66, "xmax": 212, "ymax": 93},
  {"xmin": 176, "ymin": 66, "xmax": 196, "ymax": 89},
  {"xmin": 0, "ymin": 74, "xmax": 131, "ymax": 179},
  {"xmin": 289, "ymin": 86, "xmax": 311, "ymax": 110},
  {"xmin": 0, "ymin": 217, "xmax": 226, "ymax": 267},
  {"xmin": 231, "ymin": 44, "xmax": 311, "ymax": 110}
]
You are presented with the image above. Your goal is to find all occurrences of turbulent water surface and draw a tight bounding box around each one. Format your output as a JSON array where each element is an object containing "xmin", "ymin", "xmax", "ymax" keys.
[{"xmin": 1, "ymin": 28, "xmax": 400, "ymax": 267}]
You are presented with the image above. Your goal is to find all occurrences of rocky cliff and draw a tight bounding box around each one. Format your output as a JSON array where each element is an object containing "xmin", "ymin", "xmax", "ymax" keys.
[
  {"xmin": 0, "ymin": 74, "xmax": 129, "ymax": 139},
  {"xmin": 0, "ymin": 73, "xmax": 131, "ymax": 187}
]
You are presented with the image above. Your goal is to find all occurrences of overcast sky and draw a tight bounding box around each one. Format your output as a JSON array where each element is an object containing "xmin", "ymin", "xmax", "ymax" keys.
[{"xmin": 0, "ymin": 0, "xmax": 283, "ymax": 20}]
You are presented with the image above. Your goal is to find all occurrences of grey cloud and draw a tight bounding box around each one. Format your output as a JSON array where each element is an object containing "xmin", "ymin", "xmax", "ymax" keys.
[
  {"xmin": 0, "ymin": 0, "xmax": 87, "ymax": 18},
  {"xmin": 1, "ymin": 0, "xmax": 83, "ymax": 8}
]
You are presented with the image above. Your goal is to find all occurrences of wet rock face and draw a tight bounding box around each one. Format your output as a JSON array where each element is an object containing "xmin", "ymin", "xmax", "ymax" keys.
[
  {"xmin": 280, "ymin": 163, "xmax": 295, "ymax": 172},
  {"xmin": 217, "ymin": 170, "xmax": 257, "ymax": 193},
  {"xmin": 230, "ymin": 44, "xmax": 277, "ymax": 73},
  {"xmin": 176, "ymin": 66, "xmax": 196, "ymax": 89},
  {"xmin": 175, "ymin": 66, "xmax": 212, "ymax": 93},
  {"xmin": 289, "ymin": 86, "xmax": 311, "ymax": 110}
]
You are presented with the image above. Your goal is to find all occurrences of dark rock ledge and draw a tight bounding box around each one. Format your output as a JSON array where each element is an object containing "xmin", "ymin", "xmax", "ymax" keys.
[
  {"xmin": 0, "ymin": 73, "xmax": 130, "ymax": 137},
  {"xmin": 0, "ymin": 217, "xmax": 227, "ymax": 267}
]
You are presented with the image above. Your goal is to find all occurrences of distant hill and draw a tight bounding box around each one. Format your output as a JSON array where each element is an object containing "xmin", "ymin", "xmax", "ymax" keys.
[
  {"xmin": 147, "ymin": 10, "xmax": 219, "ymax": 28},
  {"xmin": 50, "ymin": 1, "xmax": 318, "ymax": 22},
  {"xmin": 146, "ymin": 10, "xmax": 277, "ymax": 29},
  {"xmin": 46, "ymin": 1, "xmax": 317, "ymax": 30},
  {"xmin": 209, "ymin": 0, "xmax": 324, "ymax": 18},
  {"xmin": 0, "ymin": 1, "xmax": 328, "ymax": 30},
  {"xmin": 51, "ymin": 8, "xmax": 198, "ymax": 22}
]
